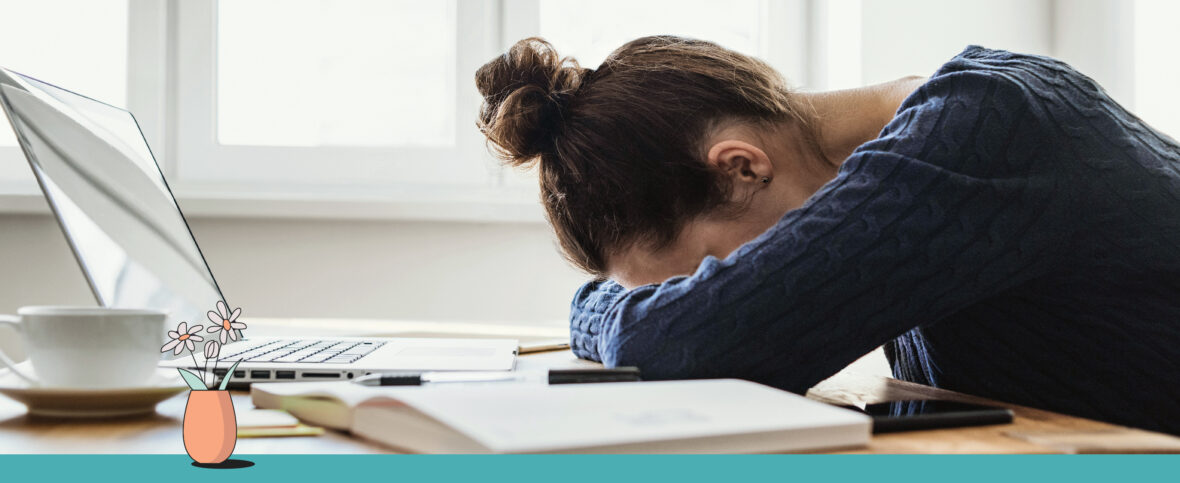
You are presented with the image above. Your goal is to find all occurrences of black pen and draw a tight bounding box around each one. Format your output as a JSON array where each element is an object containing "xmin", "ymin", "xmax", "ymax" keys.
[
  {"xmin": 352, "ymin": 371, "xmax": 523, "ymax": 386},
  {"xmin": 352, "ymin": 367, "xmax": 641, "ymax": 386}
]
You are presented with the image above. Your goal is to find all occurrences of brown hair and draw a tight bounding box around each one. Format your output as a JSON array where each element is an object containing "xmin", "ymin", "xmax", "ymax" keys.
[{"xmin": 476, "ymin": 36, "xmax": 817, "ymax": 275}]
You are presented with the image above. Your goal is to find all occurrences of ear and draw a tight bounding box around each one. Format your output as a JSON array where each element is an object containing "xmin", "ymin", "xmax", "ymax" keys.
[{"xmin": 706, "ymin": 140, "xmax": 774, "ymax": 186}]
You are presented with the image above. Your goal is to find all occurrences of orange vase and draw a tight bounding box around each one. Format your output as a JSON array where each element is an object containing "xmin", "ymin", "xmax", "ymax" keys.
[{"xmin": 182, "ymin": 390, "xmax": 237, "ymax": 464}]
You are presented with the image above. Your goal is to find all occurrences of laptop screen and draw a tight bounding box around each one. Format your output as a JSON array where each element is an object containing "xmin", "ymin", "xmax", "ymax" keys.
[{"xmin": 0, "ymin": 67, "xmax": 226, "ymax": 341}]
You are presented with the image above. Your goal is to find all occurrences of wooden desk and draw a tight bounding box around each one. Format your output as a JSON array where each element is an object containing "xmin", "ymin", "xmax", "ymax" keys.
[{"xmin": 1, "ymin": 318, "xmax": 1177, "ymax": 454}]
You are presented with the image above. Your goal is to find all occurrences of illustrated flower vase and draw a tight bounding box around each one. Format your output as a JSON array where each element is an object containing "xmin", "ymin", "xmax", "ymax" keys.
[{"xmin": 182, "ymin": 389, "xmax": 237, "ymax": 464}]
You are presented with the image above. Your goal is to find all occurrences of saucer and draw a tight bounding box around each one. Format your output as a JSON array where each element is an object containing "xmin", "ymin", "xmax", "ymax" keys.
[{"xmin": 0, "ymin": 364, "xmax": 188, "ymax": 418}]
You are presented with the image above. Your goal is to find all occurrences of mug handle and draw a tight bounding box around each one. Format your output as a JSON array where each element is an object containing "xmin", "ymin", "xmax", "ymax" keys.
[{"xmin": 0, "ymin": 315, "xmax": 39, "ymax": 386}]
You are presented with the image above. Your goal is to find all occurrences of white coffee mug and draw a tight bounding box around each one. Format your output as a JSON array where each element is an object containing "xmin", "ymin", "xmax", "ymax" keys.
[{"xmin": 0, "ymin": 306, "xmax": 167, "ymax": 388}]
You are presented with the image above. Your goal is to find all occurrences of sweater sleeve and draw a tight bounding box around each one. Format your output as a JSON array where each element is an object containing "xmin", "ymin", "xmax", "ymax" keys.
[
  {"xmin": 570, "ymin": 56, "xmax": 1076, "ymax": 393},
  {"xmin": 569, "ymin": 279, "xmax": 627, "ymax": 361}
]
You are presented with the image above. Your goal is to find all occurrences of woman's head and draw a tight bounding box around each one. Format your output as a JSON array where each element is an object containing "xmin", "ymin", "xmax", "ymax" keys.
[{"xmin": 476, "ymin": 36, "xmax": 828, "ymax": 286}]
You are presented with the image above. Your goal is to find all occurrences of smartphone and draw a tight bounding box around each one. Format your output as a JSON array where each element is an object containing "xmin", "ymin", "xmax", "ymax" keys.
[{"xmin": 856, "ymin": 399, "xmax": 1014, "ymax": 434}]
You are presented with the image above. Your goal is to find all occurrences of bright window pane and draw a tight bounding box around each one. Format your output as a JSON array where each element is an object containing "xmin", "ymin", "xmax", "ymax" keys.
[
  {"xmin": 538, "ymin": 0, "xmax": 765, "ymax": 69},
  {"xmin": 857, "ymin": 0, "xmax": 1051, "ymax": 88},
  {"xmin": 0, "ymin": 0, "xmax": 128, "ymax": 147},
  {"xmin": 216, "ymin": 0, "xmax": 457, "ymax": 147},
  {"xmin": 1134, "ymin": 0, "xmax": 1180, "ymax": 138}
]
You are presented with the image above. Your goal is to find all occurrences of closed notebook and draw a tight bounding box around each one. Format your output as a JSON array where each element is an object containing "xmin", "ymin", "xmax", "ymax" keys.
[{"xmin": 350, "ymin": 379, "xmax": 870, "ymax": 454}]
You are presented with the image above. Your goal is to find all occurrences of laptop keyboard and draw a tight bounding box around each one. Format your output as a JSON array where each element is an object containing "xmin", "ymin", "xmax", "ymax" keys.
[{"xmin": 221, "ymin": 339, "xmax": 386, "ymax": 364}]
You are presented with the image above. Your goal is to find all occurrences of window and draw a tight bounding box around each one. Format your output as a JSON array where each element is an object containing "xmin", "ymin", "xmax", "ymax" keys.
[
  {"xmin": 0, "ymin": 0, "xmax": 129, "ymax": 187},
  {"xmin": 0, "ymin": 1, "xmax": 1173, "ymax": 219},
  {"xmin": 173, "ymin": 0, "xmax": 493, "ymax": 191}
]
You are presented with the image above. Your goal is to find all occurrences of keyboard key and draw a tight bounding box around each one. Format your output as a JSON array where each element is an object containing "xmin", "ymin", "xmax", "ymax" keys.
[
  {"xmin": 304, "ymin": 353, "xmax": 337, "ymax": 363},
  {"xmin": 226, "ymin": 348, "xmax": 271, "ymax": 360},
  {"xmin": 284, "ymin": 350, "xmax": 324, "ymax": 362},
  {"xmin": 222, "ymin": 341, "xmax": 274, "ymax": 358}
]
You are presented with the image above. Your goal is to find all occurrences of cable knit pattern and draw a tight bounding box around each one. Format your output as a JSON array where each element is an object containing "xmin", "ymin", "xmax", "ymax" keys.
[{"xmin": 567, "ymin": 46, "xmax": 1180, "ymax": 435}]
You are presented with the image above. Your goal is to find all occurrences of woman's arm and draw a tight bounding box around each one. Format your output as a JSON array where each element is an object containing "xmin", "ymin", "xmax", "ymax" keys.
[
  {"xmin": 569, "ymin": 280, "xmax": 627, "ymax": 362},
  {"xmin": 569, "ymin": 67, "xmax": 1073, "ymax": 393},
  {"xmin": 570, "ymin": 77, "xmax": 932, "ymax": 364}
]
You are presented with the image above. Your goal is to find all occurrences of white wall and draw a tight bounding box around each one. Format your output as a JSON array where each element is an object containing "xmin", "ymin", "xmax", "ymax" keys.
[
  {"xmin": 0, "ymin": 209, "xmax": 900, "ymax": 377},
  {"xmin": 0, "ymin": 212, "xmax": 587, "ymax": 324}
]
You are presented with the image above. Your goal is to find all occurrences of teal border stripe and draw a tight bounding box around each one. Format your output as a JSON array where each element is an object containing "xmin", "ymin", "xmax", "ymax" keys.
[{"xmin": 0, "ymin": 454, "xmax": 1176, "ymax": 482}]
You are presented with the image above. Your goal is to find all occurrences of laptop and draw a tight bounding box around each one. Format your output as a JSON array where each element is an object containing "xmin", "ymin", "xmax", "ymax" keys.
[{"xmin": 0, "ymin": 67, "xmax": 518, "ymax": 384}]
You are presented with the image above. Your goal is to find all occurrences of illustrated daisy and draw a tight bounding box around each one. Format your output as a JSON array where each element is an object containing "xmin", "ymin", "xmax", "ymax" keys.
[
  {"xmin": 161, "ymin": 321, "xmax": 205, "ymax": 355},
  {"xmin": 206, "ymin": 301, "xmax": 246, "ymax": 344},
  {"xmin": 170, "ymin": 300, "xmax": 251, "ymax": 394}
]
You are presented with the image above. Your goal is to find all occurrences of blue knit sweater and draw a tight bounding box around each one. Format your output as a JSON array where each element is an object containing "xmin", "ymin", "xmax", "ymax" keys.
[{"xmin": 568, "ymin": 46, "xmax": 1180, "ymax": 435}]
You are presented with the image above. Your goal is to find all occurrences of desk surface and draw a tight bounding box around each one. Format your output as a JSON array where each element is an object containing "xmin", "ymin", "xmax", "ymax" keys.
[{"xmin": 1, "ymin": 318, "xmax": 1177, "ymax": 454}]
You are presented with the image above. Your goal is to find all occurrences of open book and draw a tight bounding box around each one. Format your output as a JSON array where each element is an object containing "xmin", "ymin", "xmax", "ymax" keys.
[
  {"xmin": 252, "ymin": 378, "xmax": 870, "ymax": 454},
  {"xmin": 251, "ymin": 380, "xmax": 393, "ymax": 430}
]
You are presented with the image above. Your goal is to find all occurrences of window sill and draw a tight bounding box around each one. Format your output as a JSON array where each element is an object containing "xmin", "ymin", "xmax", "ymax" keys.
[{"xmin": 0, "ymin": 187, "xmax": 547, "ymax": 224}]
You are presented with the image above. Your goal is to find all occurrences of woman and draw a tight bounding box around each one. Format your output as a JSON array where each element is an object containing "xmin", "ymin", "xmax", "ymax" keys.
[{"xmin": 475, "ymin": 36, "xmax": 1180, "ymax": 435}]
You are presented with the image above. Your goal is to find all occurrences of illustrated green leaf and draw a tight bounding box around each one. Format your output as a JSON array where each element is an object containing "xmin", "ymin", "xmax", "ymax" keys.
[
  {"xmin": 177, "ymin": 368, "xmax": 208, "ymax": 390},
  {"xmin": 218, "ymin": 360, "xmax": 242, "ymax": 391}
]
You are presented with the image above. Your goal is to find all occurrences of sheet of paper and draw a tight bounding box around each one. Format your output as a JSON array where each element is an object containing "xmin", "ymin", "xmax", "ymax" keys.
[{"xmin": 380, "ymin": 379, "xmax": 870, "ymax": 453}]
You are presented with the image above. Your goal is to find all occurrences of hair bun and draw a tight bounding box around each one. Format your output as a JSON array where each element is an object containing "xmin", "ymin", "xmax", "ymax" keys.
[{"xmin": 476, "ymin": 37, "xmax": 590, "ymax": 167}]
